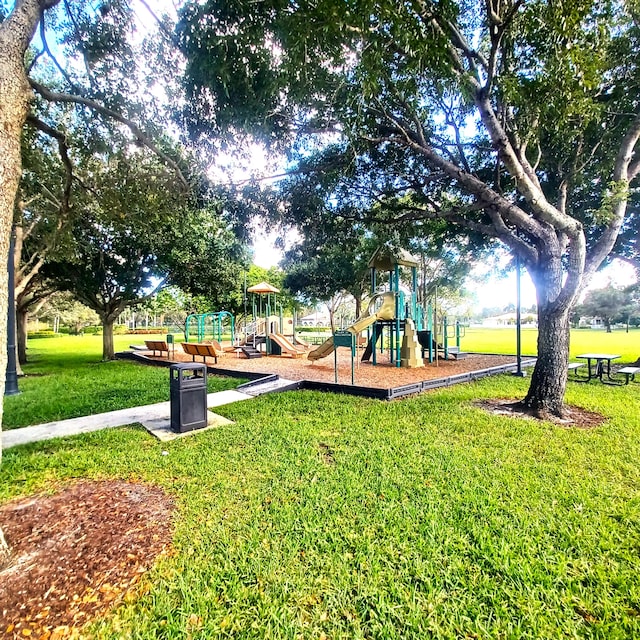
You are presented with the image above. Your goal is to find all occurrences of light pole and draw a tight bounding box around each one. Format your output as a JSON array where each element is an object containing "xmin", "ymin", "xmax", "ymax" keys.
[
  {"xmin": 512, "ymin": 253, "xmax": 526, "ymax": 377},
  {"xmin": 5, "ymin": 225, "xmax": 20, "ymax": 395}
]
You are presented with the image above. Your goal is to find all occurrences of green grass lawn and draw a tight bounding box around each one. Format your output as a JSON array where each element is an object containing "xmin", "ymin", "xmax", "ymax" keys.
[
  {"xmin": 3, "ymin": 335, "xmax": 244, "ymax": 430},
  {"xmin": 2, "ymin": 334, "xmax": 640, "ymax": 638},
  {"xmin": 461, "ymin": 327, "xmax": 640, "ymax": 362}
]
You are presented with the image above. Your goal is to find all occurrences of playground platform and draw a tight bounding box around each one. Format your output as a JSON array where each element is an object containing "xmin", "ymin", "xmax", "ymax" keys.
[{"xmin": 120, "ymin": 345, "xmax": 536, "ymax": 401}]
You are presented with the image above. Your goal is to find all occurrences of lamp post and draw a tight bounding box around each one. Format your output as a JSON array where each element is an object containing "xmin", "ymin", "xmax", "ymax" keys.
[
  {"xmin": 512, "ymin": 253, "xmax": 526, "ymax": 377},
  {"xmin": 5, "ymin": 226, "xmax": 20, "ymax": 395}
]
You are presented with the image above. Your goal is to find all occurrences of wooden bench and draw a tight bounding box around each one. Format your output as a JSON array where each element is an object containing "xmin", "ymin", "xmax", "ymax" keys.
[
  {"xmin": 145, "ymin": 340, "xmax": 170, "ymax": 357},
  {"xmin": 617, "ymin": 366, "xmax": 640, "ymax": 385},
  {"xmin": 567, "ymin": 362, "xmax": 585, "ymax": 377},
  {"xmin": 181, "ymin": 341, "xmax": 223, "ymax": 364}
]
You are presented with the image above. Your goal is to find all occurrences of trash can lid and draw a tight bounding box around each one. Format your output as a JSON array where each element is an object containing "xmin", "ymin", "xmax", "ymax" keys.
[{"xmin": 169, "ymin": 362, "xmax": 206, "ymax": 371}]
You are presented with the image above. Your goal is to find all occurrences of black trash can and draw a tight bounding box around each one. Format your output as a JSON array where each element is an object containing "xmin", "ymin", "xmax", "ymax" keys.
[{"xmin": 170, "ymin": 363, "xmax": 207, "ymax": 433}]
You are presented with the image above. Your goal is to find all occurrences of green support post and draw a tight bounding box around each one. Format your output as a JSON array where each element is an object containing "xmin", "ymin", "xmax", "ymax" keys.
[
  {"xmin": 197, "ymin": 315, "xmax": 205, "ymax": 342},
  {"xmin": 427, "ymin": 303, "xmax": 433, "ymax": 363},
  {"xmin": 265, "ymin": 301, "xmax": 271, "ymax": 354},
  {"xmin": 443, "ymin": 316, "xmax": 448, "ymax": 359},
  {"xmin": 334, "ymin": 331, "xmax": 355, "ymax": 385},
  {"xmin": 394, "ymin": 264, "xmax": 401, "ymax": 367}
]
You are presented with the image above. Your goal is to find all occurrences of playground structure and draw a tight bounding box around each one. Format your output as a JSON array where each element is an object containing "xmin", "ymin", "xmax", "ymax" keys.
[
  {"xmin": 185, "ymin": 311, "xmax": 235, "ymax": 343},
  {"xmin": 180, "ymin": 280, "xmax": 307, "ymax": 360},
  {"xmin": 308, "ymin": 245, "xmax": 466, "ymax": 369},
  {"xmin": 308, "ymin": 291, "xmax": 396, "ymax": 361},
  {"xmin": 180, "ymin": 248, "xmax": 467, "ymax": 368},
  {"xmin": 241, "ymin": 281, "xmax": 306, "ymax": 357}
]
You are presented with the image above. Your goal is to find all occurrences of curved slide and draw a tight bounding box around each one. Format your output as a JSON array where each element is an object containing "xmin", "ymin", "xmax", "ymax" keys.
[
  {"xmin": 270, "ymin": 333, "xmax": 306, "ymax": 356},
  {"xmin": 307, "ymin": 292, "xmax": 396, "ymax": 362}
]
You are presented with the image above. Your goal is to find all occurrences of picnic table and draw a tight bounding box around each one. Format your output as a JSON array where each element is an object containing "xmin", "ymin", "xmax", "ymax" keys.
[{"xmin": 575, "ymin": 353, "xmax": 621, "ymax": 382}]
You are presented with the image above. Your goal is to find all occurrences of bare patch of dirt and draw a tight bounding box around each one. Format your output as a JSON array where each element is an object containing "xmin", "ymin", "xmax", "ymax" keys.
[
  {"xmin": 318, "ymin": 442, "xmax": 336, "ymax": 465},
  {"xmin": 0, "ymin": 480, "xmax": 174, "ymax": 639},
  {"xmin": 474, "ymin": 398, "xmax": 607, "ymax": 428}
]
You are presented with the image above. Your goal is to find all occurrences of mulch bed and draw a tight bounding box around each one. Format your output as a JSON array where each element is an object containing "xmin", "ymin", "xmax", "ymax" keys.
[
  {"xmin": 0, "ymin": 480, "xmax": 174, "ymax": 639},
  {"xmin": 474, "ymin": 398, "xmax": 607, "ymax": 428},
  {"xmin": 157, "ymin": 346, "xmax": 524, "ymax": 389}
]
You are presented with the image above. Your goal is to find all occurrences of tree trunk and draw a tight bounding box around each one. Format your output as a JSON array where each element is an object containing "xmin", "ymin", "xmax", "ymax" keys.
[
  {"xmin": 1, "ymin": 0, "xmax": 48, "ymax": 454},
  {"xmin": 0, "ymin": 0, "xmax": 58, "ymax": 560},
  {"xmin": 518, "ymin": 243, "xmax": 584, "ymax": 419},
  {"xmin": 522, "ymin": 304, "xmax": 571, "ymax": 417},
  {"xmin": 17, "ymin": 306, "xmax": 27, "ymax": 364},
  {"xmin": 0, "ymin": 526, "xmax": 9, "ymax": 570},
  {"xmin": 354, "ymin": 295, "xmax": 362, "ymax": 319},
  {"xmin": 522, "ymin": 247, "xmax": 575, "ymax": 417},
  {"xmin": 102, "ymin": 317, "xmax": 116, "ymax": 360}
]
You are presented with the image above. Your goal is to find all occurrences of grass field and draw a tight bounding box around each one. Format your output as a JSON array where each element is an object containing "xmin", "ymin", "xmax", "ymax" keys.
[
  {"xmin": 2, "ymin": 332, "xmax": 640, "ymax": 637},
  {"xmin": 461, "ymin": 326, "xmax": 640, "ymax": 362},
  {"xmin": 3, "ymin": 335, "xmax": 244, "ymax": 430}
]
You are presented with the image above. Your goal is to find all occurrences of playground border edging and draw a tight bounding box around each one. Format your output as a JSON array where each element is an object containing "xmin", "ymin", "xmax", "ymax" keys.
[{"xmin": 117, "ymin": 351, "xmax": 537, "ymax": 402}]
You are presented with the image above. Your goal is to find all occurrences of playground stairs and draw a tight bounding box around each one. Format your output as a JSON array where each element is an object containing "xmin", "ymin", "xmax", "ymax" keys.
[
  {"xmin": 241, "ymin": 345, "xmax": 262, "ymax": 359},
  {"xmin": 238, "ymin": 376, "xmax": 299, "ymax": 396},
  {"xmin": 446, "ymin": 346, "xmax": 468, "ymax": 360}
]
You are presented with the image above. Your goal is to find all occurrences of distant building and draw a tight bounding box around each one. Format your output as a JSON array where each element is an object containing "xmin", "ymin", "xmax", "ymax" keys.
[
  {"xmin": 299, "ymin": 312, "xmax": 331, "ymax": 327},
  {"xmin": 578, "ymin": 316, "xmax": 604, "ymax": 329},
  {"xmin": 482, "ymin": 313, "xmax": 537, "ymax": 328}
]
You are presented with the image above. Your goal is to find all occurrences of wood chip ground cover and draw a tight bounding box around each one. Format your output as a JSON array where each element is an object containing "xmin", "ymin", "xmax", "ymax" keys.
[{"xmin": 0, "ymin": 480, "xmax": 173, "ymax": 638}]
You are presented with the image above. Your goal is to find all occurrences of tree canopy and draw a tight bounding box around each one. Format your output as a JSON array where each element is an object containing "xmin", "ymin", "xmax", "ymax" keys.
[{"xmin": 178, "ymin": 0, "xmax": 640, "ymax": 415}]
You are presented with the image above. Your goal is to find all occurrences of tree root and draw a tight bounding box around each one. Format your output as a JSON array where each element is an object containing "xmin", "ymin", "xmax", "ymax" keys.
[{"xmin": 514, "ymin": 399, "xmax": 567, "ymax": 421}]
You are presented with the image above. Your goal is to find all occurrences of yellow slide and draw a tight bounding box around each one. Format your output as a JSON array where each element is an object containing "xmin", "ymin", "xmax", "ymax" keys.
[
  {"xmin": 271, "ymin": 333, "xmax": 306, "ymax": 356},
  {"xmin": 307, "ymin": 292, "xmax": 396, "ymax": 361}
]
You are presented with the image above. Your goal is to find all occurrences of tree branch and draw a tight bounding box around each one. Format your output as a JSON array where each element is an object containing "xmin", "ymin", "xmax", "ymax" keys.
[
  {"xmin": 585, "ymin": 111, "xmax": 640, "ymax": 279},
  {"xmin": 373, "ymin": 126, "xmax": 552, "ymax": 245},
  {"xmin": 25, "ymin": 114, "xmax": 73, "ymax": 215},
  {"xmin": 474, "ymin": 91, "xmax": 582, "ymax": 236},
  {"xmin": 136, "ymin": 0, "xmax": 175, "ymax": 41},
  {"xmin": 39, "ymin": 14, "xmax": 82, "ymax": 93},
  {"xmin": 29, "ymin": 79, "xmax": 189, "ymax": 189}
]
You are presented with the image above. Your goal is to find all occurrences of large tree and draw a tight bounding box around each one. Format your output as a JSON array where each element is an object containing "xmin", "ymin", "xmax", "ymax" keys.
[
  {"xmin": 578, "ymin": 284, "xmax": 640, "ymax": 332},
  {"xmin": 0, "ymin": 3, "xmax": 187, "ymax": 561},
  {"xmin": 13, "ymin": 121, "xmax": 80, "ymax": 363},
  {"xmin": 45, "ymin": 149, "xmax": 248, "ymax": 359},
  {"xmin": 178, "ymin": 0, "xmax": 640, "ymax": 417}
]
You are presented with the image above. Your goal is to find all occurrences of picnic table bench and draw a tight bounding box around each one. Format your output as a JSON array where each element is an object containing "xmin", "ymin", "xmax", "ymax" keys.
[
  {"xmin": 575, "ymin": 353, "xmax": 620, "ymax": 382},
  {"xmin": 181, "ymin": 341, "xmax": 223, "ymax": 364},
  {"xmin": 617, "ymin": 366, "xmax": 640, "ymax": 385},
  {"xmin": 567, "ymin": 362, "xmax": 585, "ymax": 377}
]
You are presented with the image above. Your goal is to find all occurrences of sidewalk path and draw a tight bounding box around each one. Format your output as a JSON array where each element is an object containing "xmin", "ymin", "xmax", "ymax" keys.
[{"xmin": 2, "ymin": 390, "xmax": 253, "ymax": 450}]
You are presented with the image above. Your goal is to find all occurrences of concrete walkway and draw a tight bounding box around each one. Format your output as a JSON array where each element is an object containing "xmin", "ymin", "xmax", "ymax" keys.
[{"xmin": 2, "ymin": 389, "xmax": 253, "ymax": 450}]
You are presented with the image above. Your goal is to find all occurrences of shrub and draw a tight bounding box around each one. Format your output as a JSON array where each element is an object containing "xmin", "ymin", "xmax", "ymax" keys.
[
  {"xmin": 83, "ymin": 326, "xmax": 102, "ymax": 335},
  {"xmin": 129, "ymin": 328, "xmax": 166, "ymax": 335},
  {"xmin": 27, "ymin": 330, "xmax": 58, "ymax": 339}
]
